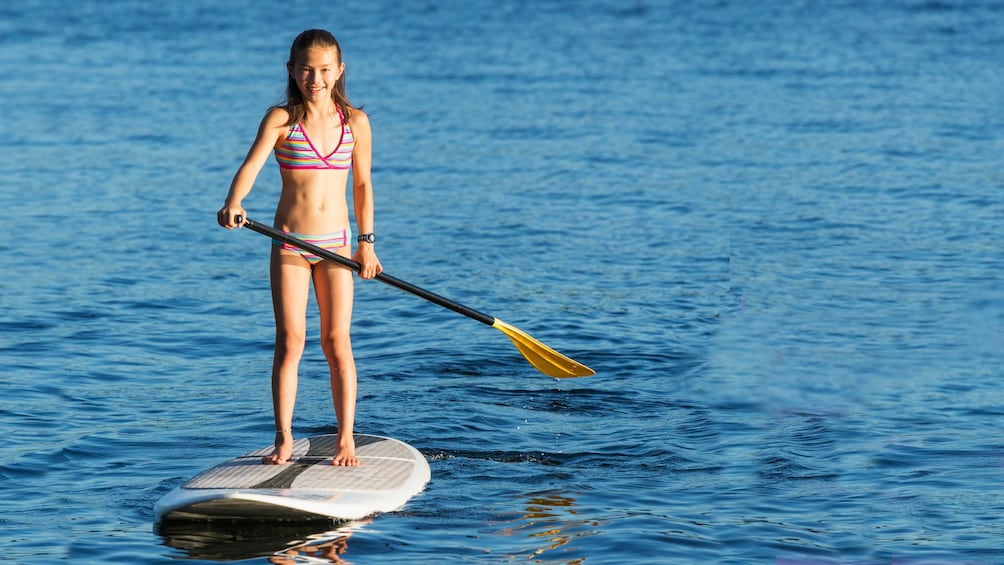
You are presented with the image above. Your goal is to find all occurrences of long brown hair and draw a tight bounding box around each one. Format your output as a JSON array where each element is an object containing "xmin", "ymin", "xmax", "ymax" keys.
[{"xmin": 282, "ymin": 29, "xmax": 352, "ymax": 126}]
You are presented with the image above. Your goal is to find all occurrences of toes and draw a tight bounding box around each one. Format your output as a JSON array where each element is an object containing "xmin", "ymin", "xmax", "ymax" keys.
[
  {"xmin": 331, "ymin": 454, "xmax": 359, "ymax": 467},
  {"xmin": 262, "ymin": 447, "xmax": 292, "ymax": 465}
]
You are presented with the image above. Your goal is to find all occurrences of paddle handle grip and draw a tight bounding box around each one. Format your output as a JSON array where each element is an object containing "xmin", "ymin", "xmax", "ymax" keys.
[{"xmin": 235, "ymin": 216, "xmax": 496, "ymax": 327}]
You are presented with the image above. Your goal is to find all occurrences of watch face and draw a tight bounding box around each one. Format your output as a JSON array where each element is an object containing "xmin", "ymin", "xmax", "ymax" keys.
[{"xmin": 359, "ymin": 234, "xmax": 375, "ymax": 243}]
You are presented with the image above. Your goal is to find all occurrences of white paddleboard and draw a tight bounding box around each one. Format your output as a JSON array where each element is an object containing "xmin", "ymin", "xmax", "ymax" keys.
[{"xmin": 155, "ymin": 434, "xmax": 430, "ymax": 521}]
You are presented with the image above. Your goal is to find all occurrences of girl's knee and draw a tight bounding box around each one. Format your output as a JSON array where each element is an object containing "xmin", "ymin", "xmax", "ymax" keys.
[
  {"xmin": 275, "ymin": 329, "xmax": 307, "ymax": 357},
  {"xmin": 320, "ymin": 333, "xmax": 352, "ymax": 361}
]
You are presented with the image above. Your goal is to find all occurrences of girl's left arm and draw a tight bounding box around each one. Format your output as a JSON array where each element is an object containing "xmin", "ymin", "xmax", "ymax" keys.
[{"xmin": 350, "ymin": 110, "xmax": 382, "ymax": 279}]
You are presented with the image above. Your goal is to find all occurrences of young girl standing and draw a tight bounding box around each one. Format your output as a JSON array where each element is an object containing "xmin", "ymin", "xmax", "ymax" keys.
[{"xmin": 217, "ymin": 29, "xmax": 381, "ymax": 467}]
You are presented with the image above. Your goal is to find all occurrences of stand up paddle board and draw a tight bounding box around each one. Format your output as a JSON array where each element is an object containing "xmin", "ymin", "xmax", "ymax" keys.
[{"xmin": 155, "ymin": 434, "xmax": 430, "ymax": 521}]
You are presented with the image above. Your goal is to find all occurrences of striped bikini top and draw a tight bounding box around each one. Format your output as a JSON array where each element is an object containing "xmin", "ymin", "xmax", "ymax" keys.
[{"xmin": 275, "ymin": 117, "xmax": 354, "ymax": 170}]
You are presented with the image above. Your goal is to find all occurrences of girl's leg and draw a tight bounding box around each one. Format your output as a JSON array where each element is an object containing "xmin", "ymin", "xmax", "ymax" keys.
[
  {"xmin": 313, "ymin": 258, "xmax": 358, "ymax": 466},
  {"xmin": 265, "ymin": 247, "xmax": 312, "ymax": 464}
]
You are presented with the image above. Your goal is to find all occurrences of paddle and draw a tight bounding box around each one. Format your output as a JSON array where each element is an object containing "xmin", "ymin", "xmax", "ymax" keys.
[{"xmin": 234, "ymin": 217, "xmax": 594, "ymax": 378}]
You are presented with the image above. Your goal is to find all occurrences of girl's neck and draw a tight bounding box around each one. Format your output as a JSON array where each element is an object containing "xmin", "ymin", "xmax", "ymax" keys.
[{"xmin": 302, "ymin": 99, "xmax": 337, "ymax": 122}]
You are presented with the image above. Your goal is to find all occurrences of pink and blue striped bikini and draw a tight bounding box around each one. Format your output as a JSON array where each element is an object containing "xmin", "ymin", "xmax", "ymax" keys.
[
  {"xmin": 274, "ymin": 115, "xmax": 354, "ymax": 170},
  {"xmin": 272, "ymin": 112, "xmax": 355, "ymax": 264},
  {"xmin": 273, "ymin": 230, "xmax": 351, "ymax": 265}
]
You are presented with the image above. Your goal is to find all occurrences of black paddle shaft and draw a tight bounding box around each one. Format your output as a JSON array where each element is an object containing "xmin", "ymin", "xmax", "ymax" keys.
[{"xmin": 237, "ymin": 217, "xmax": 496, "ymax": 327}]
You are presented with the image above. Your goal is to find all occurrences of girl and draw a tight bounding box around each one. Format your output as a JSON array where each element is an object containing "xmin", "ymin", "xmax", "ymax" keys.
[{"xmin": 217, "ymin": 29, "xmax": 381, "ymax": 467}]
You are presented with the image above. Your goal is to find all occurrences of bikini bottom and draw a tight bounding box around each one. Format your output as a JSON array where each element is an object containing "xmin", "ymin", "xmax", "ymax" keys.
[{"xmin": 272, "ymin": 229, "xmax": 350, "ymax": 265}]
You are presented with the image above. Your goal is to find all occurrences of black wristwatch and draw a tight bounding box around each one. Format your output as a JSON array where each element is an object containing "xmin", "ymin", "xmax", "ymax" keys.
[{"xmin": 357, "ymin": 233, "xmax": 376, "ymax": 244}]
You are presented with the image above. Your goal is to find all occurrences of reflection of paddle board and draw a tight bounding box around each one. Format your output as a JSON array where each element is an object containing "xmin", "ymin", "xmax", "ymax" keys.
[{"xmin": 155, "ymin": 434, "xmax": 430, "ymax": 521}]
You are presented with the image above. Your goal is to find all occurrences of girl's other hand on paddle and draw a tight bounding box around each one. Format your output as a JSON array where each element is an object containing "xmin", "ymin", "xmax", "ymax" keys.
[{"xmin": 353, "ymin": 245, "xmax": 382, "ymax": 279}]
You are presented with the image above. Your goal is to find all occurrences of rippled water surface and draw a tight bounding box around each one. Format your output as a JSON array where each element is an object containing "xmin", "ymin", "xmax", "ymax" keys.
[{"xmin": 2, "ymin": 0, "xmax": 1002, "ymax": 563}]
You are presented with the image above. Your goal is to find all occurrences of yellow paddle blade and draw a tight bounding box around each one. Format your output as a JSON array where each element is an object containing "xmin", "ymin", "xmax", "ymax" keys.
[{"xmin": 491, "ymin": 319, "xmax": 595, "ymax": 378}]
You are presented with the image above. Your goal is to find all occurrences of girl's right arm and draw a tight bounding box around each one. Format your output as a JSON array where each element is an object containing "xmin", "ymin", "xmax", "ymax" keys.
[{"xmin": 217, "ymin": 108, "xmax": 289, "ymax": 229}]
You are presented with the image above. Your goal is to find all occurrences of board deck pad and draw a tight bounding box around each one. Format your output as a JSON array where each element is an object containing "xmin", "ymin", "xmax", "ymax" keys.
[{"xmin": 155, "ymin": 434, "xmax": 430, "ymax": 521}]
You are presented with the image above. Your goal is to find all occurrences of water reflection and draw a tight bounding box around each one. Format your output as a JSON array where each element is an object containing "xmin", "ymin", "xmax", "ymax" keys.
[
  {"xmin": 157, "ymin": 518, "xmax": 369, "ymax": 563},
  {"xmin": 499, "ymin": 492, "xmax": 600, "ymax": 564},
  {"xmin": 267, "ymin": 527, "xmax": 362, "ymax": 565}
]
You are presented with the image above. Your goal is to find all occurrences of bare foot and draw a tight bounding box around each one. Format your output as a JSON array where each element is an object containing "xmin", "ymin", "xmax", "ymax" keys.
[
  {"xmin": 331, "ymin": 437, "xmax": 358, "ymax": 467},
  {"xmin": 263, "ymin": 430, "xmax": 293, "ymax": 465}
]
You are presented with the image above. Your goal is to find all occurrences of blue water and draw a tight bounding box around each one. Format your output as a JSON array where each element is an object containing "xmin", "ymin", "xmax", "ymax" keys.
[{"xmin": 2, "ymin": 0, "xmax": 1002, "ymax": 562}]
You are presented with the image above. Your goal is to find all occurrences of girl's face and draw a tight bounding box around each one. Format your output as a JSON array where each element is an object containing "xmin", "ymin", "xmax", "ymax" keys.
[{"xmin": 288, "ymin": 46, "xmax": 344, "ymax": 103}]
